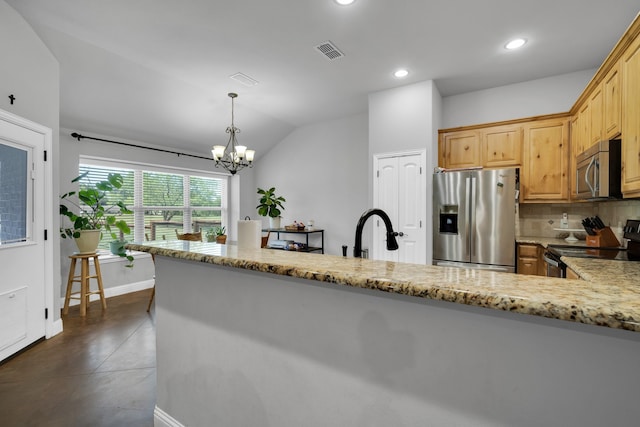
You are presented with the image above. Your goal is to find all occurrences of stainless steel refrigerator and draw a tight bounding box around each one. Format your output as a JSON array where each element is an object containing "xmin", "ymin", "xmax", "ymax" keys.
[{"xmin": 433, "ymin": 168, "xmax": 517, "ymax": 272}]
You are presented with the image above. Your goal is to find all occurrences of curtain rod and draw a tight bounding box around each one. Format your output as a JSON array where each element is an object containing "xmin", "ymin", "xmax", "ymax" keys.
[{"xmin": 70, "ymin": 132, "xmax": 214, "ymax": 162}]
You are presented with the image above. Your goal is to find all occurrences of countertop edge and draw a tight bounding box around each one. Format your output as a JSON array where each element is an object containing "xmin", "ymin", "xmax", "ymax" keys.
[{"xmin": 128, "ymin": 242, "xmax": 640, "ymax": 333}]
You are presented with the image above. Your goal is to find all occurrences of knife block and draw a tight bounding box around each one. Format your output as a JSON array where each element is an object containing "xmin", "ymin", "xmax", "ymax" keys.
[{"xmin": 586, "ymin": 226, "xmax": 620, "ymax": 248}]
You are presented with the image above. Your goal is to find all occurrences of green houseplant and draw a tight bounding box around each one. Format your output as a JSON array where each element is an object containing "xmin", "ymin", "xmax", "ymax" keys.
[
  {"xmin": 213, "ymin": 225, "xmax": 227, "ymax": 244},
  {"xmin": 60, "ymin": 171, "xmax": 134, "ymax": 266},
  {"xmin": 257, "ymin": 187, "xmax": 286, "ymax": 229},
  {"xmin": 205, "ymin": 226, "xmax": 226, "ymax": 243},
  {"xmin": 205, "ymin": 228, "xmax": 216, "ymax": 242}
]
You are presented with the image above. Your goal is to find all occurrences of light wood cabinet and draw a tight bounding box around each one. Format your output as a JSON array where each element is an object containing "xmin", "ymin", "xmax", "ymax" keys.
[
  {"xmin": 577, "ymin": 102, "xmax": 590, "ymax": 155},
  {"xmin": 570, "ymin": 113, "xmax": 580, "ymax": 198},
  {"xmin": 604, "ymin": 61, "xmax": 622, "ymax": 139},
  {"xmin": 589, "ymin": 85, "xmax": 604, "ymax": 146},
  {"xmin": 522, "ymin": 118, "xmax": 570, "ymax": 202},
  {"xmin": 439, "ymin": 125, "xmax": 522, "ymax": 169},
  {"xmin": 481, "ymin": 125, "xmax": 522, "ymax": 168},
  {"xmin": 517, "ymin": 243, "xmax": 545, "ymax": 276},
  {"xmin": 440, "ymin": 131, "xmax": 481, "ymax": 169},
  {"xmin": 622, "ymin": 35, "xmax": 640, "ymax": 197}
]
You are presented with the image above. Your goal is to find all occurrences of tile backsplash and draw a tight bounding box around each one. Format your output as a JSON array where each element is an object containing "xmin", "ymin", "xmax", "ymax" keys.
[{"xmin": 518, "ymin": 200, "xmax": 640, "ymax": 239}]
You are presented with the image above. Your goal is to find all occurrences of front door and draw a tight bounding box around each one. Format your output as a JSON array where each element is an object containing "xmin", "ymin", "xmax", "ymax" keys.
[
  {"xmin": 0, "ymin": 114, "xmax": 47, "ymax": 362},
  {"xmin": 373, "ymin": 152, "xmax": 426, "ymax": 264}
]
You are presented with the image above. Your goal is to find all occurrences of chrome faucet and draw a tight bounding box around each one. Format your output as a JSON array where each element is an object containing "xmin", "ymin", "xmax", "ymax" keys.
[{"xmin": 353, "ymin": 208, "xmax": 399, "ymax": 258}]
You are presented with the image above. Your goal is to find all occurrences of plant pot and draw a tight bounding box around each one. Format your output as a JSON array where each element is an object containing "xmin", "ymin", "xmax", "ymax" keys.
[
  {"xmin": 109, "ymin": 240, "xmax": 127, "ymax": 256},
  {"xmin": 206, "ymin": 235, "xmax": 216, "ymax": 242},
  {"xmin": 216, "ymin": 235, "xmax": 227, "ymax": 244},
  {"xmin": 269, "ymin": 217, "xmax": 281, "ymax": 229},
  {"xmin": 74, "ymin": 229, "xmax": 101, "ymax": 254}
]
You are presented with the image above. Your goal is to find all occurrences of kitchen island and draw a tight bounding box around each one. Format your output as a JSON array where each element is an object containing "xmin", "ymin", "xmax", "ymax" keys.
[{"xmin": 129, "ymin": 240, "xmax": 640, "ymax": 427}]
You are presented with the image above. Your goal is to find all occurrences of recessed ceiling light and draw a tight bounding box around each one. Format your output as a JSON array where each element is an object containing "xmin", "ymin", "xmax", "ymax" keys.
[
  {"xmin": 505, "ymin": 38, "xmax": 527, "ymax": 50},
  {"xmin": 394, "ymin": 69, "xmax": 409, "ymax": 78},
  {"xmin": 334, "ymin": 0, "xmax": 355, "ymax": 5}
]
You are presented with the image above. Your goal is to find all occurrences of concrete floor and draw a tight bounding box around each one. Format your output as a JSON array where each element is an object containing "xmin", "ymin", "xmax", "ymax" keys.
[{"xmin": 0, "ymin": 290, "xmax": 156, "ymax": 427}]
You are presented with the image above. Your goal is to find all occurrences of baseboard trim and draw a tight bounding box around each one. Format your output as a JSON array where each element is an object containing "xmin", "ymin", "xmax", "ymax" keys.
[
  {"xmin": 60, "ymin": 279, "xmax": 155, "ymax": 307},
  {"xmin": 46, "ymin": 318, "xmax": 63, "ymax": 338},
  {"xmin": 154, "ymin": 406, "xmax": 184, "ymax": 427}
]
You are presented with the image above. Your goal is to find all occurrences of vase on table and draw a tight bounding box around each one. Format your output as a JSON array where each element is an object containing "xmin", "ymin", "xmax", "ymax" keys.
[{"xmin": 269, "ymin": 217, "xmax": 281, "ymax": 229}]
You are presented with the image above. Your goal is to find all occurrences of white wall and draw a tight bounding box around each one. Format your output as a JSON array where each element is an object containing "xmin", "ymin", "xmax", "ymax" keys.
[
  {"xmin": 254, "ymin": 114, "xmax": 368, "ymax": 256},
  {"xmin": 0, "ymin": 0, "xmax": 61, "ymax": 318},
  {"xmin": 369, "ymin": 81, "xmax": 439, "ymax": 156},
  {"xmin": 431, "ymin": 83, "xmax": 443, "ymax": 169},
  {"xmin": 441, "ymin": 69, "xmax": 596, "ymax": 128},
  {"xmin": 368, "ymin": 80, "xmax": 442, "ymax": 263}
]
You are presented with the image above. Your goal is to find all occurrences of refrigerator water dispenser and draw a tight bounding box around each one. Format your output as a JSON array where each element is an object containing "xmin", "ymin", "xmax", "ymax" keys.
[{"xmin": 439, "ymin": 205, "xmax": 458, "ymax": 234}]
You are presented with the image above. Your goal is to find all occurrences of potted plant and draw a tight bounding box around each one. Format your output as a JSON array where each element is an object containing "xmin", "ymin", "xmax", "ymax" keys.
[
  {"xmin": 257, "ymin": 187, "xmax": 286, "ymax": 229},
  {"xmin": 60, "ymin": 171, "xmax": 134, "ymax": 266},
  {"xmin": 205, "ymin": 228, "xmax": 217, "ymax": 242},
  {"xmin": 212, "ymin": 226, "xmax": 227, "ymax": 244}
]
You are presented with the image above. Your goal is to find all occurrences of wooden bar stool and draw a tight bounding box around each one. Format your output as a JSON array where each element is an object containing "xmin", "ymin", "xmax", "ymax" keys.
[{"xmin": 63, "ymin": 253, "xmax": 107, "ymax": 316}]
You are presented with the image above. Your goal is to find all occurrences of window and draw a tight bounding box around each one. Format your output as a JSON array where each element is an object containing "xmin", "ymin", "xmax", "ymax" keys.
[
  {"xmin": 0, "ymin": 141, "xmax": 30, "ymax": 244},
  {"xmin": 78, "ymin": 158, "xmax": 227, "ymax": 249}
]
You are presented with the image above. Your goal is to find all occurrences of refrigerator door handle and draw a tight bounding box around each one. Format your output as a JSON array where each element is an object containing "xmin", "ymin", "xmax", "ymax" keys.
[
  {"xmin": 464, "ymin": 177, "xmax": 471, "ymax": 259},
  {"xmin": 469, "ymin": 176, "xmax": 476, "ymax": 257}
]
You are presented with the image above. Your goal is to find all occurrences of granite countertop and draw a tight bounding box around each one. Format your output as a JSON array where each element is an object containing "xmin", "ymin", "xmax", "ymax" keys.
[
  {"xmin": 516, "ymin": 235, "xmax": 588, "ymax": 248},
  {"xmin": 517, "ymin": 235, "xmax": 638, "ymax": 282},
  {"xmin": 128, "ymin": 240, "xmax": 640, "ymax": 332}
]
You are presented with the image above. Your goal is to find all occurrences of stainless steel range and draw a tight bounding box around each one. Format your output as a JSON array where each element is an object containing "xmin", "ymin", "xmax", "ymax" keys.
[{"xmin": 544, "ymin": 219, "xmax": 640, "ymax": 277}]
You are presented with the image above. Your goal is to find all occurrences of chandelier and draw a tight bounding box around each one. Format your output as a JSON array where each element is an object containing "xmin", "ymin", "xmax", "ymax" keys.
[{"xmin": 211, "ymin": 92, "xmax": 255, "ymax": 175}]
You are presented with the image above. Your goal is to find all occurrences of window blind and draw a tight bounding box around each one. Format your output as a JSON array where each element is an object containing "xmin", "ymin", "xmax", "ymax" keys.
[{"xmin": 79, "ymin": 158, "xmax": 227, "ymax": 247}]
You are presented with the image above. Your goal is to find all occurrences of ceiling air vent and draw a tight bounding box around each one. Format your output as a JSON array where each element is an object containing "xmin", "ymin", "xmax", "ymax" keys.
[
  {"xmin": 229, "ymin": 72, "xmax": 259, "ymax": 87},
  {"xmin": 315, "ymin": 40, "xmax": 344, "ymax": 61}
]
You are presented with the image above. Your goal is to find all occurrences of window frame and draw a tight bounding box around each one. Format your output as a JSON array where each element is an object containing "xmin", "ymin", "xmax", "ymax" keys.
[{"xmin": 79, "ymin": 156, "xmax": 228, "ymax": 244}]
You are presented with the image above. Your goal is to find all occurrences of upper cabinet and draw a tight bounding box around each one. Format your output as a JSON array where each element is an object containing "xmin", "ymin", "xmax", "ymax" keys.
[
  {"xmin": 440, "ymin": 131, "xmax": 481, "ymax": 169},
  {"xmin": 604, "ymin": 61, "xmax": 622, "ymax": 139},
  {"xmin": 576, "ymin": 101, "xmax": 590, "ymax": 155},
  {"xmin": 622, "ymin": 35, "xmax": 640, "ymax": 197},
  {"xmin": 570, "ymin": 113, "xmax": 580, "ymax": 198},
  {"xmin": 439, "ymin": 124, "xmax": 522, "ymax": 170},
  {"xmin": 438, "ymin": 115, "xmax": 569, "ymax": 203},
  {"xmin": 481, "ymin": 125, "xmax": 522, "ymax": 168},
  {"xmin": 589, "ymin": 85, "xmax": 604, "ymax": 146},
  {"xmin": 521, "ymin": 118, "xmax": 570, "ymax": 202}
]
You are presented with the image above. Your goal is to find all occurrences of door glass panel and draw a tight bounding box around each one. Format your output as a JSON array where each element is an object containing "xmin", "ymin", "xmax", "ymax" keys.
[{"xmin": 0, "ymin": 142, "xmax": 29, "ymax": 245}]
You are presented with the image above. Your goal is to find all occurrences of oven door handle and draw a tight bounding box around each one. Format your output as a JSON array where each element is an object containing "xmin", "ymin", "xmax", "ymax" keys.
[{"xmin": 543, "ymin": 253, "xmax": 560, "ymax": 267}]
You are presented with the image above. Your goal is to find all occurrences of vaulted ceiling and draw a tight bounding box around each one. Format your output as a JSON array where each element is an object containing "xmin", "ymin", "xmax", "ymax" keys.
[{"xmin": 7, "ymin": 0, "xmax": 640, "ymax": 158}]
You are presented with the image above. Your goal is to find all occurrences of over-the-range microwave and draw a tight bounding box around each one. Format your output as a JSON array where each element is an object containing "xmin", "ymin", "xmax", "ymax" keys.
[{"xmin": 575, "ymin": 139, "xmax": 622, "ymax": 200}]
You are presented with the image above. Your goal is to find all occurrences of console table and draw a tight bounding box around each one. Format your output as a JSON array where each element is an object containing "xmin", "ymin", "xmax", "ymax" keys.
[{"xmin": 263, "ymin": 228, "xmax": 324, "ymax": 254}]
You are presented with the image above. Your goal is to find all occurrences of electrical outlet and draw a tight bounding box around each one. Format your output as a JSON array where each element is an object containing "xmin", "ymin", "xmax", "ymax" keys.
[{"xmin": 560, "ymin": 213, "xmax": 568, "ymax": 229}]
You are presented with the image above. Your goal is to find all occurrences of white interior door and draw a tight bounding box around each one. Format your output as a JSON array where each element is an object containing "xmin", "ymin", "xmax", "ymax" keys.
[
  {"xmin": 375, "ymin": 157, "xmax": 399, "ymax": 261},
  {"xmin": 373, "ymin": 152, "xmax": 426, "ymax": 263},
  {"xmin": 397, "ymin": 155, "xmax": 424, "ymax": 264},
  {"xmin": 0, "ymin": 115, "xmax": 47, "ymax": 362}
]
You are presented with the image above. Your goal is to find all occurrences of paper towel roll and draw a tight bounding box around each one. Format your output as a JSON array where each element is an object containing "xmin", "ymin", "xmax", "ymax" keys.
[{"xmin": 237, "ymin": 220, "xmax": 262, "ymax": 249}]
